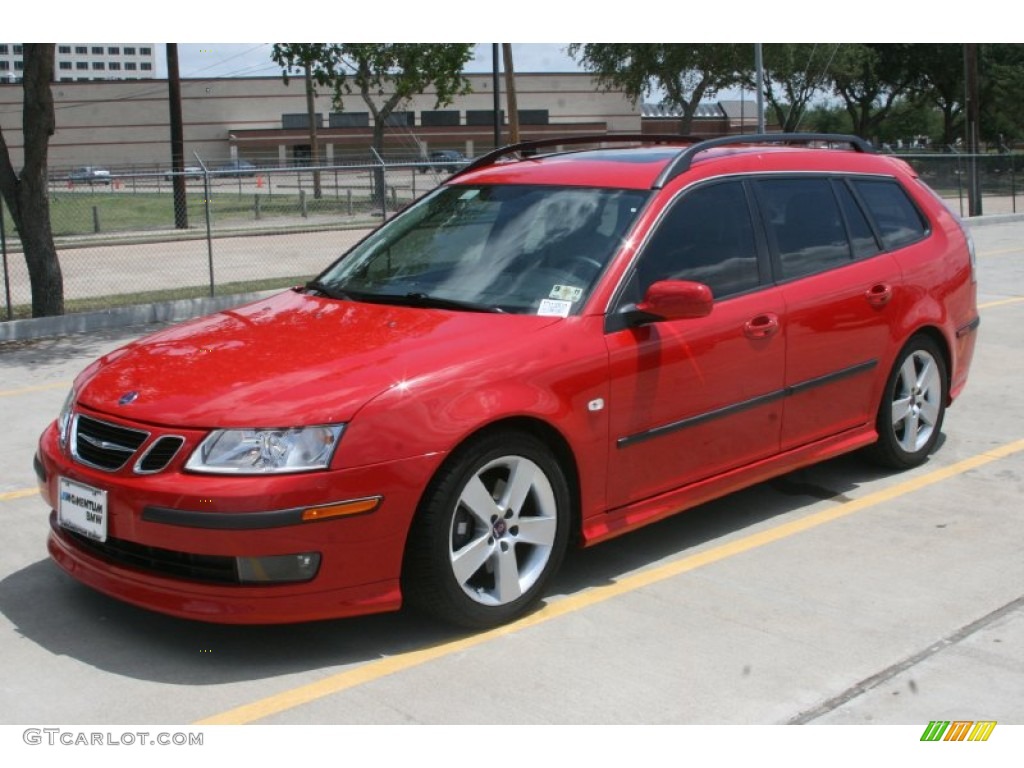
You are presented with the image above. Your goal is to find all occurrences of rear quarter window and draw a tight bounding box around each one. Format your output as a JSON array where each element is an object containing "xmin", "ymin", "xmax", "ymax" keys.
[{"xmin": 852, "ymin": 179, "xmax": 929, "ymax": 249}]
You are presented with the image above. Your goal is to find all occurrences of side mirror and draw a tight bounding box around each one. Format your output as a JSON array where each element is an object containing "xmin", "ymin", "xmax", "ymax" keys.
[{"xmin": 634, "ymin": 280, "xmax": 714, "ymax": 322}]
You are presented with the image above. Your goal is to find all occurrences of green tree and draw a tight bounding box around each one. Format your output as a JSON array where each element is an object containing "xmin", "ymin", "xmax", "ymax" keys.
[
  {"xmin": 981, "ymin": 44, "xmax": 1024, "ymax": 146},
  {"xmin": 569, "ymin": 43, "xmax": 748, "ymax": 135},
  {"xmin": 754, "ymin": 44, "xmax": 839, "ymax": 132},
  {"xmin": 828, "ymin": 44, "xmax": 919, "ymax": 140},
  {"xmin": 0, "ymin": 43, "xmax": 63, "ymax": 317},
  {"xmin": 271, "ymin": 44, "xmax": 327, "ymax": 198},
  {"xmin": 801, "ymin": 103, "xmax": 853, "ymax": 135},
  {"xmin": 904, "ymin": 43, "xmax": 964, "ymax": 148},
  {"xmin": 272, "ymin": 43, "xmax": 474, "ymax": 202}
]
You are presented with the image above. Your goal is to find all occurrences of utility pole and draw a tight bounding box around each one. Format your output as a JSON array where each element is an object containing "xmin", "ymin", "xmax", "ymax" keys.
[
  {"xmin": 502, "ymin": 44, "xmax": 519, "ymax": 144},
  {"xmin": 754, "ymin": 43, "xmax": 765, "ymax": 134},
  {"xmin": 166, "ymin": 44, "xmax": 188, "ymax": 229},
  {"xmin": 964, "ymin": 43, "xmax": 982, "ymax": 216}
]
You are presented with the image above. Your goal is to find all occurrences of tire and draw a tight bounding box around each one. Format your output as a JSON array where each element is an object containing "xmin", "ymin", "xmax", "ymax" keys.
[
  {"xmin": 403, "ymin": 431, "xmax": 571, "ymax": 628},
  {"xmin": 867, "ymin": 335, "xmax": 947, "ymax": 469}
]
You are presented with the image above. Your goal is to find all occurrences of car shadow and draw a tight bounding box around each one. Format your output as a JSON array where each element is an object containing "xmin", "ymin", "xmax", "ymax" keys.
[{"xmin": 0, "ymin": 452, "xmax": 905, "ymax": 687}]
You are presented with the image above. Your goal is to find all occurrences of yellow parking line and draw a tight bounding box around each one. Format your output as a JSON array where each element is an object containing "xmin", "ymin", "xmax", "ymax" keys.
[
  {"xmin": 0, "ymin": 488, "xmax": 37, "ymax": 502},
  {"xmin": 194, "ymin": 436, "xmax": 1024, "ymax": 726},
  {"xmin": 978, "ymin": 296, "xmax": 1024, "ymax": 310},
  {"xmin": 0, "ymin": 381, "xmax": 70, "ymax": 398},
  {"xmin": 979, "ymin": 247, "xmax": 1023, "ymax": 258}
]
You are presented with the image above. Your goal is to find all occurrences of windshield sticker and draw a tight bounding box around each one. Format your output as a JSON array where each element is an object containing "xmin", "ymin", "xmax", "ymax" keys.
[
  {"xmin": 549, "ymin": 284, "xmax": 583, "ymax": 302},
  {"xmin": 538, "ymin": 299, "xmax": 572, "ymax": 318},
  {"xmin": 458, "ymin": 189, "xmax": 480, "ymax": 201}
]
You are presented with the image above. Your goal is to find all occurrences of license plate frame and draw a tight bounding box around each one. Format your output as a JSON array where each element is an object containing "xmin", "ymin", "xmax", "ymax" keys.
[{"xmin": 58, "ymin": 476, "xmax": 108, "ymax": 543}]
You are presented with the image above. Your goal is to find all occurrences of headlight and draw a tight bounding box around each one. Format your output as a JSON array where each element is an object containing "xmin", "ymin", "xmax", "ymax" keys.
[
  {"xmin": 185, "ymin": 425, "xmax": 345, "ymax": 474},
  {"xmin": 58, "ymin": 388, "xmax": 75, "ymax": 449}
]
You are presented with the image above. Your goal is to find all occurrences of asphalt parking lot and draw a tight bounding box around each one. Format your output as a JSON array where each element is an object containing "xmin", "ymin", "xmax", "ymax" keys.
[{"xmin": 0, "ymin": 219, "xmax": 1021, "ymax": 739}]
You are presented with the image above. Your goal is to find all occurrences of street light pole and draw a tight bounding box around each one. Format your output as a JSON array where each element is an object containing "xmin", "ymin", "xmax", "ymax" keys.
[{"xmin": 492, "ymin": 44, "xmax": 501, "ymax": 149}]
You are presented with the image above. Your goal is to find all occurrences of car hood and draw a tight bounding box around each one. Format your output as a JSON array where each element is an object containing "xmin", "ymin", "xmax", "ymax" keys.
[{"xmin": 75, "ymin": 289, "xmax": 562, "ymax": 428}]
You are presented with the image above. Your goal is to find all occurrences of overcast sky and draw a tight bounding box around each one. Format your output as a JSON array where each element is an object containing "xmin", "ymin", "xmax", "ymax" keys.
[{"xmin": 158, "ymin": 44, "xmax": 581, "ymax": 80}]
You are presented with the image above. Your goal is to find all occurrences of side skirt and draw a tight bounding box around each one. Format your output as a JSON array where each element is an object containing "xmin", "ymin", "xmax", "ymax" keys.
[{"xmin": 581, "ymin": 426, "xmax": 878, "ymax": 547}]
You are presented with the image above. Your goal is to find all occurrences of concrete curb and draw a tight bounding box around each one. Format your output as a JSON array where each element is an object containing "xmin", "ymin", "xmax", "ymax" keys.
[
  {"xmin": 964, "ymin": 212, "xmax": 1024, "ymax": 228},
  {"xmin": 0, "ymin": 291, "xmax": 279, "ymax": 343}
]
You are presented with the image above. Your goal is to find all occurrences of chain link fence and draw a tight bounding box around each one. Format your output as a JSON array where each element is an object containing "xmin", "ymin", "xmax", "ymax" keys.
[
  {"xmin": 894, "ymin": 151, "xmax": 1021, "ymax": 218},
  {"xmin": 2, "ymin": 155, "xmax": 459, "ymax": 320},
  {"xmin": 1, "ymin": 151, "xmax": 1020, "ymax": 322}
]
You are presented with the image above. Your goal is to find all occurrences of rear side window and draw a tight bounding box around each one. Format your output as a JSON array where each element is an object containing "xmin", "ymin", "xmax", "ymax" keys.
[
  {"xmin": 755, "ymin": 178, "xmax": 851, "ymax": 280},
  {"xmin": 852, "ymin": 179, "xmax": 929, "ymax": 249}
]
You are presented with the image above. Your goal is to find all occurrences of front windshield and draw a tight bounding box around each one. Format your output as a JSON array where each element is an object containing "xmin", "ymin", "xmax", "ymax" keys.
[{"xmin": 316, "ymin": 184, "xmax": 649, "ymax": 315}]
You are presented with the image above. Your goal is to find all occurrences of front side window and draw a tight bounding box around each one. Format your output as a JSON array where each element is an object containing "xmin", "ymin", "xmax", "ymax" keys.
[
  {"xmin": 316, "ymin": 184, "xmax": 649, "ymax": 315},
  {"xmin": 634, "ymin": 180, "xmax": 761, "ymax": 300},
  {"xmin": 756, "ymin": 178, "xmax": 852, "ymax": 280}
]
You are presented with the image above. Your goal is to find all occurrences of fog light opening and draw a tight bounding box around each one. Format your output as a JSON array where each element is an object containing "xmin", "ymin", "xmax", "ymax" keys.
[{"xmin": 236, "ymin": 552, "xmax": 321, "ymax": 584}]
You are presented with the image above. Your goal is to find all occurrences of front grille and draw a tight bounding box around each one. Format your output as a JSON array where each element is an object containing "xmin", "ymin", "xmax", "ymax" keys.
[
  {"xmin": 73, "ymin": 414, "xmax": 149, "ymax": 471},
  {"xmin": 64, "ymin": 530, "xmax": 240, "ymax": 585},
  {"xmin": 136, "ymin": 436, "xmax": 185, "ymax": 473}
]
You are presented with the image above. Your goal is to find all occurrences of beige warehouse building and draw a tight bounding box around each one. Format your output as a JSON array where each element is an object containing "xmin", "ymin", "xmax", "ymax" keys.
[{"xmin": 0, "ymin": 73, "xmax": 641, "ymax": 173}]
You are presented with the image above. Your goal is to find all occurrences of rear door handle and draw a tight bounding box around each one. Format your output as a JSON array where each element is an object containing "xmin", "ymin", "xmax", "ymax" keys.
[
  {"xmin": 743, "ymin": 313, "xmax": 780, "ymax": 339},
  {"xmin": 866, "ymin": 283, "xmax": 893, "ymax": 307}
]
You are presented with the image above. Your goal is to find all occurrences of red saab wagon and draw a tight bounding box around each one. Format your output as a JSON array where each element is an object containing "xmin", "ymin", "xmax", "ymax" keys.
[{"xmin": 37, "ymin": 134, "xmax": 979, "ymax": 628}]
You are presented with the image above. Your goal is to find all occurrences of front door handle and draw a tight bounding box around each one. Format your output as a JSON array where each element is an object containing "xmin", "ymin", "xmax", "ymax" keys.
[{"xmin": 743, "ymin": 313, "xmax": 780, "ymax": 339}]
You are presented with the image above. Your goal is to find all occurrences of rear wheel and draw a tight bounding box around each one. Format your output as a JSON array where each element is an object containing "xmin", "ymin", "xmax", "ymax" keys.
[
  {"xmin": 867, "ymin": 335, "xmax": 947, "ymax": 469},
  {"xmin": 403, "ymin": 431, "xmax": 571, "ymax": 628}
]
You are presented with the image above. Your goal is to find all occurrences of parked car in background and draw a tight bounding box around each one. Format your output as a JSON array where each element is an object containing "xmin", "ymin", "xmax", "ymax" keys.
[
  {"xmin": 68, "ymin": 167, "xmax": 112, "ymax": 185},
  {"xmin": 215, "ymin": 159, "xmax": 257, "ymax": 177},
  {"xmin": 420, "ymin": 150, "xmax": 467, "ymax": 174},
  {"xmin": 38, "ymin": 134, "xmax": 979, "ymax": 630},
  {"xmin": 163, "ymin": 166, "xmax": 204, "ymax": 181}
]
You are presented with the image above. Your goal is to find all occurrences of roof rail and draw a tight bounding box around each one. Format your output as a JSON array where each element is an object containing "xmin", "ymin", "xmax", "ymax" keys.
[
  {"xmin": 449, "ymin": 134, "xmax": 703, "ymax": 182},
  {"xmin": 652, "ymin": 133, "xmax": 875, "ymax": 188},
  {"xmin": 447, "ymin": 132, "xmax": 875, "ymax": 188}
]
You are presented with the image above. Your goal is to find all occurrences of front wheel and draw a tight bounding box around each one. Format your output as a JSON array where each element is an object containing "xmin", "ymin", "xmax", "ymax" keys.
[
  {"xmin": 867, "ymin": 335, "xmax": 947, "ymax": 469},
  {"xmin": 403, "ymin": 432, "xmax": 571, "ymax": 628}
]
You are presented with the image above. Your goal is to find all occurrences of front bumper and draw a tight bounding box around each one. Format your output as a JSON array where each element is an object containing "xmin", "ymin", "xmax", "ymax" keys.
[{"xmin": 37, "ymin": 417, "xmax": 440, "ymax": 624}]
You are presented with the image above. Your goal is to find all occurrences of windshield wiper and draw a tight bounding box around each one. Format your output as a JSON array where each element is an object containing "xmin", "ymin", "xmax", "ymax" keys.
[
  {"xmin": 304, "ymin": 280, "xmax": 355, "ymax": 301},
  {"xmin": 403, "ymin": 292, "xmax": 504, "ymax": 313},
  {"xmin": 355, "ymin": 292, "xmax": 504, "ymax": 313}
]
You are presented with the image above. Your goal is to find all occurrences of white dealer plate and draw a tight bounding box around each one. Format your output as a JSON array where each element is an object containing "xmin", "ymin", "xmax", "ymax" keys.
[{"xmin": 58, "ymin": 477, "xmax": 108, "ymax": 542}]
